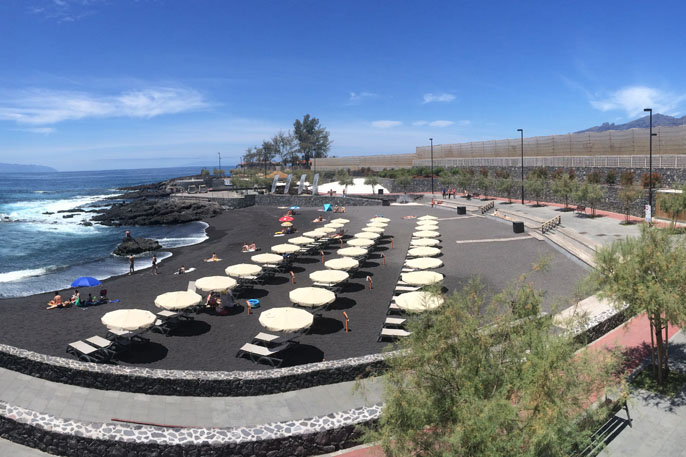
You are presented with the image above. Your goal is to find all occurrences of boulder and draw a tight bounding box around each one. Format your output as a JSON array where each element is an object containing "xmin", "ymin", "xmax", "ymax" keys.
[{"xmin": 113, "ymin": 237, "xmax": 161, "ymax": 256}]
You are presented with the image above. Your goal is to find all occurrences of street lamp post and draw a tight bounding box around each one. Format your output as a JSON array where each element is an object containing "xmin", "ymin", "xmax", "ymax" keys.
[
  {"xmin": 644, "ymin": 108, "xmax": 656, "ymax": 215},
  {"xmin": 217, "ymin": 152, "xmax": 221, "ymax": 174},
  {"xmin": 517, "ymin": 129, "xmax": 524, "ymax": 204},
  {"xmin": 429, "ymin": 138, "xmax": 434, "ymax": 196}
]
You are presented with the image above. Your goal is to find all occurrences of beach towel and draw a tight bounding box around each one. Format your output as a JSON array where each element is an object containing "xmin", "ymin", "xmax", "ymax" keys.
[{"xmin": 204, "ymin": 258, "xmax": 223, "ymax": 263}]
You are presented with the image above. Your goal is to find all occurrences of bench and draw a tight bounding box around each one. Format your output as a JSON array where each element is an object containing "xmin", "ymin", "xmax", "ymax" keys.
[{"xmin": 575, "ymin": 205, "xmax": 586, "ymax": 215}]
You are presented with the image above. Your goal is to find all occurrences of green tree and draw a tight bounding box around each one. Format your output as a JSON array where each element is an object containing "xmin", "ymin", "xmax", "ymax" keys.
[
  {"xmin": 272, "ymin": 131, "xmax": 298, "ymax": 167},
  {"xmin": 476, "ymin": 174, "xmax": 494, "ymax": 199},
  {"xmin": 395, "ymin": 173, "xmax": 412, "ymax": 194},
  {"xmin": 617, "ymin": 186, "xmax": 642, "ymax": 224},
  {"xmin": 573, "ymin": 182, "xmax": 605, "ymax": 217},
  {"xmin": 337, "ymin": 170, "xmax": 354, "ymax": 193},
  {"xmin": 496, "ymin": 177, "xmax": 515, "ymax": 203},
  {"xmin": 657, "ymin": 184, "xmax": 686, "ymax": 228},
  {"xmin": 200, "ymin": 168, "xmax": 210, "ymax": 177},
  {"xmin": 456, "ymin": 171, "xmax": 473, "ymax": 194},
  {"xmin": 551, "ymin": 175, "xmax": 578, "ymax": 209},
  {"xmin": 364, "ymin": 175, "xmax": 379, "ymax": 194},
  {"xmin": 371, "ymin": 279, "xmax": 620, "ymax": 457},
  {"xmin": 594, "ymin": 225, "xmax": 686, "ymax": 384},
  {"xmin": 525, "ymin": 177, "xmax": 545, "ymax": 206},
  {"xmin": 293, "ymin": 114, "xmax": 332, "ymax": 167},
  {"xmin": 212, "ymin": 168, "xmax": 225, "ymax": 177}
]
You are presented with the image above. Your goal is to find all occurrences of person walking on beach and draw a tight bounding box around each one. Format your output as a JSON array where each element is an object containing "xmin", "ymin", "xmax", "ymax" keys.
[
  {"xmin": 129, "ymin": 255, "xmax": 135, "ymax": 275},
  {"xmin": 151, "ymin": 255, "xmax": 158, "ymax": 275}
]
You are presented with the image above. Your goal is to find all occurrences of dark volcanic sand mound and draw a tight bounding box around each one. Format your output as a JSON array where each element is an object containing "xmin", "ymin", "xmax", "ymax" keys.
[{"xmin": 0, "ymin": 205, "xmax": 590, "ymax": 371}]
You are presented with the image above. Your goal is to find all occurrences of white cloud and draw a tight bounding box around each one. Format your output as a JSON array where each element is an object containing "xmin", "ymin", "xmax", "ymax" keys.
[
  {"xmin": 422, "ymin": 92, "xmax": 456, "ymax": 104},
  {"xmin": 371, "ymin": 120, "xmax": 402, "ymax": 128},
  {"xmin": 15, "ymin": 127, "xmax": 56, "ymax": 135},
  {"xmin": 412, "ymin": 120, "xmax": 428, "ymax": 126},
  {"xmin": 590, "ymin": 86, "xmax": 686, "ymax": 117},
  {"xmin": 0, "ymin": 87, "xmax": 208, "ymax": 125},
  {"xmin": 348, "ymin": 91, "xmax": 378, "ymax": 104},
  {"xmin": 28, "ymin": 0, "xmax": 105, "ymax": 23},
  {"xmin": 429, "ymin": 120, "xmax": 454, "ymax": 127}
]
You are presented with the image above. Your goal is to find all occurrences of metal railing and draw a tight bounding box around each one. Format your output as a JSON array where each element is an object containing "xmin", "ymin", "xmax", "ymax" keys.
[{"xmin": 413, "ymin": 154, "xmax": 686, "ymax": 169}]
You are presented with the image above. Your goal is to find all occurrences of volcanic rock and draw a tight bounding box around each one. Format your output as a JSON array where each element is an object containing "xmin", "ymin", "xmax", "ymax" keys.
[
  {"xmin": 113, "ymin": 237, "xmax": 161, "ymax": 256},
  {"xmin": 93, "ymin": 199, "xmax": 222, "ymax": 226}
]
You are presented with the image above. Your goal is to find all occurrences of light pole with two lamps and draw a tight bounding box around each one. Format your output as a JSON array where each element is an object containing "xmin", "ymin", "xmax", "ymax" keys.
[
  {"xmin": 429, "ymin": 138, "xmax": 434, "ymax": 196},
  {"xmin": 643, "ymin": 108, "xmax": 657, "ymax": 218}
]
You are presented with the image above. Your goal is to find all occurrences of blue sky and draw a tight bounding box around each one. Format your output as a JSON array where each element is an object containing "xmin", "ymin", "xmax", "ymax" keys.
[{"xmin": 1, "ymin": 0, "xmax": 686, "ymax": 171}]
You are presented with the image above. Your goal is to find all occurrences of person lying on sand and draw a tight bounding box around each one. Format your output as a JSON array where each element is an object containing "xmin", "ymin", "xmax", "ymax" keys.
[
  {"xmin": 312, "ymin": 215, "xmax": 323, "ymax": 223},
  {"xmin": 204, "ymin": 253, "xmax": 221, "ymax": 262},
  {"xmin": 46, "ymin": 291, "xmax": 66, "ymax": 310},
  {"xmin": 242, "ymin": 242, "xmax": 250, "ymax": 252},
  {"xmin": 174, "ymin": 265, "xmax": 196, "ymax": 275}
]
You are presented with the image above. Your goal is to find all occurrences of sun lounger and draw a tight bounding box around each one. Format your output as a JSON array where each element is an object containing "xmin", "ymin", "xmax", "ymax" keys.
[
  {"xmin": 377, "ymin": 328, "xmax": 412, "ymax": 342},
  {"xmin": 105, "ymin": 328, "xmax": 148, "ymax": 345},
  {"xmin": 251, "ymin": 332, "xmax": 298, "ymax": 347},
  {"xmin": 395, "ymin": 285, "xmax": 420, "ymax": 294},
  {"xmin": 387, "ymin": 302, "xmax": 402, "ymax": 314},
  {"xmin": 66, "ymin": 340, "xmax": 111, "ymax": 363},
  {"xmin": 187, "ymin": 281, "xmax": 196, "ymax": 292},
  {"xmin": 236, "ymin": 342, "xmax": 292, "ymax": 367},
  {"xmin": 384, "ymin": 317, "xmax": 407, "ymax": 327},
  {"xmin": 85, "ymin": 335, "xmax": 117, "ymax": 358}
]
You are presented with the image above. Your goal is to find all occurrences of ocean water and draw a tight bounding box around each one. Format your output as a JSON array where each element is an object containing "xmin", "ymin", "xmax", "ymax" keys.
[{"xmin": 0, "ymin": 167, "xmax": 217, "ymax": 298}]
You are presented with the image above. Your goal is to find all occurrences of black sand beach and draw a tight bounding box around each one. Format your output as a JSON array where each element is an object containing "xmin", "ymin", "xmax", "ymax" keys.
[{"xmin": 0, "ymin": 204, "xmax": 590, "ymax": 371}]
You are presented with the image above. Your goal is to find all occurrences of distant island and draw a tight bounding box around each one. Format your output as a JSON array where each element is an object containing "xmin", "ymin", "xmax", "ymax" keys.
[
  {"xmin": 576, "ymin": 113, "xmax": 686, "ymax": 133},
  {"xmin": 0, "ymin": 163, "xmax": 58, "ymax": 173}
]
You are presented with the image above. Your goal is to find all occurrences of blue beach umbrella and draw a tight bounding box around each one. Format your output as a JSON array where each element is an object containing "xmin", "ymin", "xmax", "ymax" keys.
[
  {"xmin": 71, "ymin": 276, "xmax": 102, "ymax": 288},
  {"xmin": 289, "ymin": 206, "xmax": 300, "ymax": 210}
]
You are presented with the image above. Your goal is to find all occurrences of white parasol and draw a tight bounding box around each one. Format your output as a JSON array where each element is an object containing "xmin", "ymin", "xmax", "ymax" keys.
[
  {"xmin": 406, "ymin": 257, "xmax": 443, "ymax": 270},
  {"xmin": 410, "ymin": 238, "xmax": 440, "ymax": 247},
  {"xmin": 361, "ymin": 226, "xmax": 384, "ymax": 233},
  {"xmin": 401, "ymin": 271, "xmax": 444, "ymax": 286},
  {"xmin": 303, "ymin": 230, "xmax": 324, "ymax": 239},
  {"xmin": 271, "ymin": 243, "xmax": 300, "ymax": 254},
  {"xmin": 395, "ymin": 291, "xmax": 444, "ymax": 312},
  {"xmin": 251, "ymin": 253, "xmax": 284, "ymax": 265},
  {"xmin": 325, "ymin": 257, "xmax": 360, "ymax": 270},
  {"xmin": 418, "ymin": 215, "xmax": 438, "ymax": 220},
  {"xmin": 370, "ymin": 217, "xmax": 391, "ymax": 222},
  {"xmin": 195, "ymin": 276, "xmax": 237, "ymax": 292},
  {"xmin": 324, "ymin": 223, "xmax": 344, "ymax": 229},
  {"xmin": 315, "ymin": 226, "xmax": 337, "ymax": 234},
  {"xmin": 354, "ymin": 231, "xmax": 381, "ymax": 240},
  {"xmin": 407, "ymin": 246, "xmax": 441, "ymax": 257},
  {"xmin": 347, "ymin": 238, "xmax": 374, "ymax": 248},
  {"xmin": 309, "ymin": 269, "xmax": 349, "ymax": 285},
  {"xmin": 337, "ymin": 246, "xmax": 368, "ymax": 257},
  {"xmin": 415, "ymin": 224, "xmax": 439, "ymax": 231},
  {"xmin": 290, "ymin": 286, "xmax": 337, "ymax": 307},
  {"xmin": 331, "ymin": 218, "xmax": 350, "ymax": 224},
  {"xmin": 155, "ymin": 290, "xmax": 204, "ymax": 310},
  {"xmin": 367, "ymin": 221, "xmax": 388, "ymax": 228},
  {"xmin": 225, "ymin": 263, "xmax": 263, "ymax": 278},
  {"xmin": 416, "ymin": 219, "xmax": 439, "ymax": 226},
  {"xmin": 413, "ymin": 230, "xmax": 441, "ymax": 238},
  {"xmin": 288, "ymin": 236, "xmax": 316, "ymax": 246},
  {"xmin": 259, "ymin": 307, "xmax": 314, "ymax": 333},
  {"xmin": 101, "ymin": 309, "xmax": 157, "ymax": 331}
]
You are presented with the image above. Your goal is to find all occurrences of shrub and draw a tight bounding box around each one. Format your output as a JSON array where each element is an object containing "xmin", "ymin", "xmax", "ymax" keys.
[
  {"xmin": 530, "ymin": 167, "xmax": 548, "ymax": 180},
  {"xmin": 551, "ymin": 168, "xmax": 564, "ymax": 180},
  {"xmin": 587, "ymin": 170, "xmax": 602, "ymax": 184},
  {"xmin": 568, "ymin": 168, "xmax": 576, "ymax": 180},
  {"xmin": 641, "ymin": 172, "xmax": 662, "ymax": 189},
  {"xmin": 494, "ymin": 168, "xmax": 511, "ymax": 179},
  {"xmin": 606, "ymin": 170, "xmax": 617, "ymax": 185},
  {"xmin": 620, "ymin": 170, "xmax": 635, "ymax": 186},
  {"xmin": 479, "ymin": 167, "xmax": 490, "ymax": 177}
]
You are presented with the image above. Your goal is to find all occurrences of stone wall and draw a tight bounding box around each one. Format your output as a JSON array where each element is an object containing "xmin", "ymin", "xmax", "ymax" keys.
[
  {"xmin": 0, "ymin": 401, "xmax": 381, "ymax": 457},
  {"xmin": 0, "ymin": 343, "xmax": 386, "ymax": 397}
]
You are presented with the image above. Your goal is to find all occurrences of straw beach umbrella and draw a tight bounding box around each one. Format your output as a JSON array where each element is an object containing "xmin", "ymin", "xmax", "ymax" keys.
[
  {"xmin": 347, "ymin": 238, "xmax": 374, "ymax": 248},
  {"xmin": 154, "ymin": 290, "xmax": 204, "ymax": 310},
  {"xmin": 288, "ymin": 236, "xmax": 315, "ymax": 246},
  {"xmin": 195, "ymin": 276, "xmax": 237, "ymax": 292},
  {"xmin": 354, "ymin": 231, "xmax": 381, "ymax": 240},
  {"xmin": 225, "ymin": 263, "xmax": 262, "ymax": 278},
  {"xmin": 410, "ymin": 238, "xmax": 440, "ymax": 247},
  {"xmin": 395, "ymin": 291, "xmax": 444, "ymax": 312},
  {"xmin": 101, "ymin": 309, "xmax": 157, "ymax": 332},
  {"xmin": 406, "ymin": 257, "xmax": 443, "ymax": 270},
  {"xmin": 259, "ymin": 308, "xmax": 314, "ymax": 333},
  {"xmin": 271, "ymin": 243, "xmax": 300, "ymax": 254},
  {"xmin": 325, "ymin": 257, "xmax": 359, "ymax": 271},
  {"xmin": 337, "ymin": 246, "xmax": 368, "ymax": 257},
  {"xmin": 251, "ymin": 253, "xmax": 284, "ymax": 265},
  {"xmin": 401, "ymin": 271, "xmax": 444, "ymax": 286},
  {"xmin": 309, "ymin": 269, "xmax": 349, "ymax": 286},
  {"xmin": 413, "ymin": 230, "xmax": 440, "ymax": 238},
  {"xmin": 407, "ymin": 247, "xmax": 441, "ymax": 257},
  {"xmin": 290, "ymin": 287, "xmax": 337, "ymax": 308}
]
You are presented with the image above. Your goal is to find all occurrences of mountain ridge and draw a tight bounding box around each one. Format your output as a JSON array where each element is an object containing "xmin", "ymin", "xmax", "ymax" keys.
[
  {"xmin": 0, "ymin": 163, "xmax": 58, "ymax": 173},
  {"xmin": 576, "ymin": 113, "xmax": 686, "ymax": 133}
]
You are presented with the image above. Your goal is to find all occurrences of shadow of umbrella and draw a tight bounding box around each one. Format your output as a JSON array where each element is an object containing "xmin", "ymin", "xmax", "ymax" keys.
[
  {"xmin": 116, "ymin": 342, "xmax": 168, "ymax": 364},
  {"xmin": 308, "ymin": 317, "xmax": 344, "ymax": 335},
  {"xmin": 281, "ymin": 344, "xmax": 325, "ymax": 367},
  {"xmin": 328, "ymin": 297, "xmax": 356, "ymax": 310},
  {"xmin": 170, "ymin": 319, "xmax": 211, "ymax": 337},
  {"xmin": 339, "ymin": 282, "xmax": 365, "ymax": 293}
]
